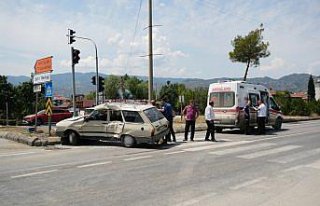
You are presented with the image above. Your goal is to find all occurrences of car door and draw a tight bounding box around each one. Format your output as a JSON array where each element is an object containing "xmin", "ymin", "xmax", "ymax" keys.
[
  {"xmin": 122, "ymin": 110, "xmax": 152, "ymax": 138},
  {"xmin": 269, "ymin": 97, "xmax": 281, "ymax": 125},
  {"xmin": 79, "ymin": 109, "xmax": 109, "ymax": 138},
  {"xmin": 260, "ymin": 91, "xmax": 270, "ymax": 123},
  {"xmin": 105, "ymin": 109, "xmax": 124, "ymax": 139},
  {"xmin": 248, "ymin": 93, "xmax": 259, "ymax": 125}
]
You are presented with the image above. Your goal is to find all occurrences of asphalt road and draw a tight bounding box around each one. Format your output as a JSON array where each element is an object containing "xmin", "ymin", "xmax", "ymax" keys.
[{"xmin": 1, "ymin": 120, "xmax": 320, "ymax": 206}]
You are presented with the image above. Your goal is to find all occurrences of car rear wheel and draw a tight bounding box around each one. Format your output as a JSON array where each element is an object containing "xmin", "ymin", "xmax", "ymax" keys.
[
  {"xmin": 68, "ymin": 131, "xmax": 79, "ymax": 146},
  {"xmin": 122, "ymin": 135, "xmax": 136, "ymax": 148}
]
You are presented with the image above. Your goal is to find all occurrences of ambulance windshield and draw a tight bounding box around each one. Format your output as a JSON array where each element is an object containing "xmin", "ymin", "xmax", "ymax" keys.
[{"xmin": 210, "ymin": 92, "xmax": 235, "ymax": 107}]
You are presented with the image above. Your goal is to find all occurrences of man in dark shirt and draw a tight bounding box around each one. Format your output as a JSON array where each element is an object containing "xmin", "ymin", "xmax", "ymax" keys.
[{"xmin": 162, "ymin": 97, "xmax": 176, "ymax": 142}]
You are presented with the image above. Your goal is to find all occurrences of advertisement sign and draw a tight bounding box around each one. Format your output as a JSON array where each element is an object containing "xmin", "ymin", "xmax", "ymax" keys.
[{"xmin": 34, "ymin": 56, "xmax": 53, "ymax": 74}]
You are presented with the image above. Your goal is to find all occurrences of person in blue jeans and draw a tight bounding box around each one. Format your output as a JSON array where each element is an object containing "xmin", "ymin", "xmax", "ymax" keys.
[{"xmin": 161, "ymin": 97, "xmax": 176, "ymax": 142}]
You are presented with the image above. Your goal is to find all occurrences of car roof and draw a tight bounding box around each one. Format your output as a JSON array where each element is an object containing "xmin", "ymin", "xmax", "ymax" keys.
[{"xmin": 94, "ymin": 102, "xmax": 154, "ymax": 111}]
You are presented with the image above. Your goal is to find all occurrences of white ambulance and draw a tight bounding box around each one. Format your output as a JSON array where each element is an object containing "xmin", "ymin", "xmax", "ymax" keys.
[{"xmin": 207, "ymin": 80, "xmax": 283, "ymax": 132}]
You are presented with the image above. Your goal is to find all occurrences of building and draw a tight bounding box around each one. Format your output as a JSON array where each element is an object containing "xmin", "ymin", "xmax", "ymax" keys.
[
  {"xmin": 290, "ymin": 92, "xmax": 308, "ymax": 101},
  {"xmin": 315, "ymin": 77, "xmax": 320, "ymax": 101}
]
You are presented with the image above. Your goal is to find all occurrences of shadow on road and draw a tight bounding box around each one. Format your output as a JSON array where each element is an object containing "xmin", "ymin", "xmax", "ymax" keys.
[
  {"xmin": 218, "ymin": 128, "xmax": 289, "ymax": 135},
  {"xmin": 66, "ymin": 139, "xmax": 183, "ymax": 150}
]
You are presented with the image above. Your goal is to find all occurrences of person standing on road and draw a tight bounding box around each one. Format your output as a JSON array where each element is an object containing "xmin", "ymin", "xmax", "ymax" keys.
[
  {"xmin": 161, "ymin": 97, "xmax": 176, "ymax": 142},
  {"xmin": 243, "ymin": 98, "xmax": 251, "ymax": 135},
  {"xmin": 182, "ymin": 100, "xmax": 199, "ymax": 141},
  {"xmin": 257, "ymin": 99, "xmax": 267, "ymax": 135},
  {"xmin": 204, "ymin": 100, "xmax": 216, "ymax": 142}
]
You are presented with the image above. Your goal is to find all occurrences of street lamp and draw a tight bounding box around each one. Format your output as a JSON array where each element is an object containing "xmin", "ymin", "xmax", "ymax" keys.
[{"xmin": 67, "ymin": 30, "xmax": 100, "ymax": 106}]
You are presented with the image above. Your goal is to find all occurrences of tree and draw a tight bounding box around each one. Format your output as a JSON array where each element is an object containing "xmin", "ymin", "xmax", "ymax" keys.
[
  {"xmin": 229, "ymin": 24, "xmax": 270, "ymax": 81},
  {"xmin": 125, "ymin": 76, "xmax": 145, "ymax": 99},
  {"xmin": 307, "ymin": 75, "xmax": 315, "ymax": 101},
  {"xmin": 85, "ymin": 91, "xmax": 96, "ymax": 100},
  {"xmin": 104, "ymin": 75, "xmax": 120, "ymax": 99},
  {"xmin": 0, "ymin": 75, "xmax": 14, "ymax": 120},
  {"xmin": 159, "ymin": 82, "xmax": 181, "ymax": 109}
]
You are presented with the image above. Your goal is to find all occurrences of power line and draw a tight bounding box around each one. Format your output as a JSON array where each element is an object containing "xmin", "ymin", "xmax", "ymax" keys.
[{"xmin": 124, "ymin": 0, "xmax": 143, "ymax": 74}]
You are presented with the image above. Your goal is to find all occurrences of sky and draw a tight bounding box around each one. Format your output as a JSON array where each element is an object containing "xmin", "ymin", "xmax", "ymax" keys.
[{"xmin": 0, "ymin": 0, "xmax": 319, "ymax": 79}]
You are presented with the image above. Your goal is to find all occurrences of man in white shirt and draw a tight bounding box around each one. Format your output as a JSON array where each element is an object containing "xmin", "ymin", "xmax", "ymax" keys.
[
  {"xmin": 204, "ymin": 101, "xmax": 216, "ymax": 141},
  {"xmin": 257, "ymin": 100, "xmax": 267, "ymax": 135}
]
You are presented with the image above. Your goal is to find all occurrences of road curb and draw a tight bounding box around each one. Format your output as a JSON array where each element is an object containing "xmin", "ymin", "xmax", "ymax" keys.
[{"xmin": 0, "ymin": 131, "xmax": 60, "ymax": 147}]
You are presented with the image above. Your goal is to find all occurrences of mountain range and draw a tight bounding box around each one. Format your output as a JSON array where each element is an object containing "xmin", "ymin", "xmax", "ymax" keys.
[{"xmin": 7, "ymin": 72, "xmax": 315, "ymax": 97}]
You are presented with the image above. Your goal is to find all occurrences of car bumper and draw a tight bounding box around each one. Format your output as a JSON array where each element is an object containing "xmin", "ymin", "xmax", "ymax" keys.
[
  {"xmin": 135, "ymin": 129, "xmax": 169, "ymax": 145},
  {"xmin": 55, "ymin": 130, "xmax": 64, "ymax": 137}
]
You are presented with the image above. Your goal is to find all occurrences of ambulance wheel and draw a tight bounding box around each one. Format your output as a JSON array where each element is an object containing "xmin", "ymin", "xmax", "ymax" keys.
[{"xmin": 273, "ymin": 118, "xmax": 282, "ymax": 130}]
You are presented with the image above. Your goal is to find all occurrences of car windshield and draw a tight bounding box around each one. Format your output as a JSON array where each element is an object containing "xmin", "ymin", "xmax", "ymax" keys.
[
  {"xmin": 143, "ymin": 107, "xmax": 165, "ymax": 123},
  {"xmin": 37, "ymin": 110, "xmax": 45, "ymax": 115}
]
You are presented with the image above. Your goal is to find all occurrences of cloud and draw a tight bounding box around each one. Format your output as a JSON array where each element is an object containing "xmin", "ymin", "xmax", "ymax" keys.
[
  {"xmin": 307, "ymin": 60, "xmax": 320, "ymax": 75},
  {"xmin": 107, "ymin": 33, "xmax": 123, "ymax": 45},
  {"xmin": 1, "ymin": 0, "xmax": 320, "ymax": 79},
  {"xmin": 260, "ymin": 57, "xmax": 286, "ymax": 71}
]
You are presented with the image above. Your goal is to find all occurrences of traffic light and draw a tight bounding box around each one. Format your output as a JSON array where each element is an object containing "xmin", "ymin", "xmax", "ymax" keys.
[
  {"xmin": 98, "ymin": 76, "xmax": 104, "ymax": 92},
  {"xmin": 72, "ymin": 47, "xmax": 80, "ymax": 65},
  {"xmin": 91, "ymin": 76, "xmax": 96, "ymax": 85},
  {"xmin": 68, "ymin": 29, "xmax": 76, "ymax": 44}
]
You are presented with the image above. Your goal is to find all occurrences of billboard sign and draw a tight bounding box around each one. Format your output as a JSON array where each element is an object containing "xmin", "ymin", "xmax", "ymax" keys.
[{"xmin": 34, "ymin": 56, "xmax": 53, "ymax": 74}]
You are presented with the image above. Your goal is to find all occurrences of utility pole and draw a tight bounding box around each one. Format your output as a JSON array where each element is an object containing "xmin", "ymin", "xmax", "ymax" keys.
[{"xmin": 148, "ymin": 0, "xmax": 154, "ymax": 103}]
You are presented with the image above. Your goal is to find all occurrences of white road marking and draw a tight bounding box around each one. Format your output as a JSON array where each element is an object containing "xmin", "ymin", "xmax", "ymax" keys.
[
  {"xmin": 306, "ymin": 159, "xmax": 320, "ymax": 169},
  {"xmin": 77, "ymin": 161, "xmax": 112, "ymax": 168},
  {"xmin": 124, "ymin": 155, "xmax": 152, "ymax": 161},
  {"xmin": 11, "ymin": 169, "xmax": 58, "ymax": 179},
  {"xmin": 208, "ymin": 143, "xmax": 274, "ymax": 156},
  {"xmin": 183, "ymin": 141, "xmax": 251, "ymax": 152},
  {"xmin": 270, "ymin": 148, "xmax": 320, "ymax": 164},
  {"xmin": 282, "ymin": 165, "xmax": 306, "ymax": 173},
  {"xmin": 0, "ymin": 151, "xmax": 37, "ymax": 157},
  {"xmin": 230, "ymin": 177, "xmax": 267, "ymax": 190},
  {"xmin": 252, "ymin": 131, "xmax": 317, "ymax": 143},
  {"xmin": 164, "ymin": 151, "xmax": 186, "ymax": 155},
  {"xmin": 237, "ymin": 145, "xmax": 301, "ymax": 159},
  {"xmin": 176, "ymin": 192, "xmax": 217, "ymax": 206}
]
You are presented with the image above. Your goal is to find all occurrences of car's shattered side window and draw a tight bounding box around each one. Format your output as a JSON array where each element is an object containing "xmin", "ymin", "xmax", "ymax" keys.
[{"xmin": 122, "ymin": 111, "xmax": 144, "ymax": 123}]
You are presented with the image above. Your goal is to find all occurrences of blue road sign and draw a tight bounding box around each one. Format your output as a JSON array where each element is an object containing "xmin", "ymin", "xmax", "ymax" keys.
[{"xmin": 45, "ymin": 81, "xmax": 53, "ymax": 97}]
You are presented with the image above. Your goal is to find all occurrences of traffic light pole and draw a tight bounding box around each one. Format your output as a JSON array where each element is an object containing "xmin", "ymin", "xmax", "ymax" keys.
[
  {"xmin": 71, "ymin": 47, "xmax": 76, "ymax": 117},
  {"xmin": 74, "ymin": 36, "xmax": 99, "ymax": 106}
]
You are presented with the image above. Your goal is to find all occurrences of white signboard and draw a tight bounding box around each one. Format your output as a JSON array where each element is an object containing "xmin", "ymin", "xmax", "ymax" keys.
[
  {"xmin": 179, "ymin": 95, "xmax": 185, "ymax": 103},
  {"xmin": 33, "ymin": 72, "xmax": 51, "ymax": 84},
  {"xmin": 33, "ymin": 84, "xmax": 41, "ymax": 93}
]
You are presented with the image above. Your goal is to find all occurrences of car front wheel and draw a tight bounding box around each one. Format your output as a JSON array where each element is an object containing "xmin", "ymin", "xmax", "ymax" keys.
[{"xmin": 68, "ymin": 131, "xmax": 79, "ymax": 146}]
